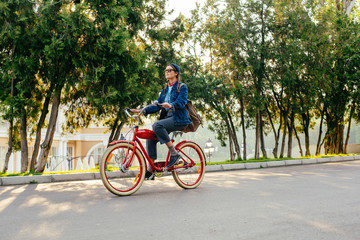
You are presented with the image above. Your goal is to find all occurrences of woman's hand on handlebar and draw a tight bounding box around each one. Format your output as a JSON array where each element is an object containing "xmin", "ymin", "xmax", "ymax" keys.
[
  {"xmin": 161, "ymin": 103, "xmax": 172, "ymax": 109},
  {"xmin": 127, "ymin": 101, "xmax": 166, "ymax": 116},
  {"xmin": 129, "ymin": 109, "xmax": 141, "ymax": 113}
]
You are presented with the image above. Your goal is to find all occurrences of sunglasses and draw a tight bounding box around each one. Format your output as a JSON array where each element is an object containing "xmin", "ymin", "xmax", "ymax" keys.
[{"xmin": 164, "ymin": 68, "xmax": 175, "ymax": 73}]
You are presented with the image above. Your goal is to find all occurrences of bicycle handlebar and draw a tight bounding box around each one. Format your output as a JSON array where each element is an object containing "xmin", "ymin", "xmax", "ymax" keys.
[{"xmin": 124, "ymin": 101, "xmax": 161, "ymax": 119}]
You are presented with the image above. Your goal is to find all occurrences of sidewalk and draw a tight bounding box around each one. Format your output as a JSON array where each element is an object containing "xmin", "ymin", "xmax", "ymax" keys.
[{"xmin": 1, "ymin": 155, "xmax": 359, "ymax": 186}]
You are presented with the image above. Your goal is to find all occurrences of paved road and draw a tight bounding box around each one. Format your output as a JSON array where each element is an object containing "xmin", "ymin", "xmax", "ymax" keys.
[{"xmin": 1, "ymin": 161, "xmax": 359, "ymax": 240}]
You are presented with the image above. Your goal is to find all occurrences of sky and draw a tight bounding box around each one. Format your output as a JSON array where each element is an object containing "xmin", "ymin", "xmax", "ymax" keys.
[{"xmin": 166, "ymin": 0, "xmax": 205, "ymax": 20}]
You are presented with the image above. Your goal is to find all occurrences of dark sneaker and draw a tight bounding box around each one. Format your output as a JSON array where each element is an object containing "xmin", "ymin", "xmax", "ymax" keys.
[
  {"xmin": 168, "ymin": 154, "xmax": 181, "ymax": 168},
  {"xmin": 145, "ymin": 170, "xmax": 155, "ymax": 180}
]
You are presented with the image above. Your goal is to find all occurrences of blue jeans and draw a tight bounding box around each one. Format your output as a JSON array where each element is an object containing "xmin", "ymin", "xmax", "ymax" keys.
[{"xmin": 146, "ymin": 114, "xmax": 186, "ymax": 160}]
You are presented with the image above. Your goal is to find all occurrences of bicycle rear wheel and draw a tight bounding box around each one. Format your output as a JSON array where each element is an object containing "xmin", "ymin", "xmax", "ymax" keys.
[
  {"xmin": 172, "ymin": 141, "xmax": 206, "ymax": 189},
  {"xmin": 99, "ymin": 142, "xmax": 145, "ymax": 196}
]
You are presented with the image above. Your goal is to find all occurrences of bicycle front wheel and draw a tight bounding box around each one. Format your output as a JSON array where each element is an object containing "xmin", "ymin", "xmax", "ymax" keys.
[
  {"xmin": 172, "ymin": 141, "xmax": 206, "ymax": 189},
  {"xmin": 99, "ymin": 142, "xmax": 146, "ymax": 196}
]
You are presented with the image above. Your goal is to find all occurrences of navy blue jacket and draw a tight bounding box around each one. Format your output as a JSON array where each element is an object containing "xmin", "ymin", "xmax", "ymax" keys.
[{"xmin": 145, "ymin": 80, "xmax": 191, "ymax": 126}]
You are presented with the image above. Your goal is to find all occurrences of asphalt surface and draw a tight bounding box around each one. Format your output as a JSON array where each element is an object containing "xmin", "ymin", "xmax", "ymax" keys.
[{"xmin": 1, "ymin": 160, "xmax": 359, "ymax": 240}]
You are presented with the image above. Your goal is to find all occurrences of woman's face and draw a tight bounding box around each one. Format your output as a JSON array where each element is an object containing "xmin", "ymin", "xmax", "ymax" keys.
[{"xmin": 164, "ymin": 66, "xmax": 177, "ymax": 80}]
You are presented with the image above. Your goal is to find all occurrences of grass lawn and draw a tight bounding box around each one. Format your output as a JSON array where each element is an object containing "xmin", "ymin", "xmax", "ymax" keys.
[
  {"xmin": 207, "ymin": 153, "xmax": 356, "ymax": 165},
  {"xmin": 0, "ymin": 153, "xmax": 357, "ymax": 177}
]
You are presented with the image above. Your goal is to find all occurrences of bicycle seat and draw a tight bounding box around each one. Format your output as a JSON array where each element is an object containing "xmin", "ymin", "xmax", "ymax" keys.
[{"xmin": 137, "ymin": 129, "xmax": 158, "ymax": 140}]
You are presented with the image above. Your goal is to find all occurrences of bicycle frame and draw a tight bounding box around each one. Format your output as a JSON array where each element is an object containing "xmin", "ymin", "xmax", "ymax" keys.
[
  {"xmin": 107, "ymin": 104, "xmax": 203, "ymax": 173},
  {"xmin": 109, "ymin": 126, "xmax": 198, "ymax": 173},
  {"xmin": 100, "ymin": 104, "xmax": 206, "ymax": 196}
]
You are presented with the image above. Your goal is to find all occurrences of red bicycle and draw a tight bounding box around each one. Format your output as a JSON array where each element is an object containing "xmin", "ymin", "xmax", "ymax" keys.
[{"xmin": 99, "ymin": 103, "xmax": 206, "ymax": 196}]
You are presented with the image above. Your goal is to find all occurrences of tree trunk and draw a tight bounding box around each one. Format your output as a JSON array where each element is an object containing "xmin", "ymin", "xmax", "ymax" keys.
[
  {"xmin": 30, "ymin": 86, "xmax": 53, "ymax": 171},
  {"xmin": 344, "ymin": 105, "xmax": 354, "ymax": 154},
  {"xmin": 255, "ymin": 111, "xmax": 261, "ymax": 160},
  {"xmin": 257, "ymin": 2, "xmax": 266, "ymax": 159},
  {"xmin": 316, "ymin": 106, "xmax": 325, "ymax": 155},
  {"xmin": 287, "ymin": 111, "xmax": 294, "ymax": 158},
  {"xmin": 2, "ymin": 77, "xmax": 14, "ymax": 173},
  {"xmin": 225, "ymin": 116, "xmax": 235, "ymax": 161},
  {"xmin": 228, "ymin": 112, "xmax": 240, "ymax": 158},
  {"xmin": 343, "ymin": 0, "xmax": 356, "ymax": 15},
  {"xmin": 20, "ymin": 108, "xmax": 29, "ymax": 173},
  {"xmin": 260, "ymin": 115, "xmax": 267, "ymax": 158},
  {"xmin": 229, "ymin": 134, "xmax": 235, "ymax": 161},
  {"xmin": 293, "ymin": 125, "xmax": 303, "ymax": 157},
  {"xmin": 302, "ymin": 112, "xmax": 311, "ymax": 156},
  {"xmin": 324, "ymin": 108, "xmax": 345, "ymax": 154},
  {"xmin": 240, "ymin": 98, "xmax": 247, "ymax": 160},
  {"xmin": 108, "ymin": 119, "xmax": 124, "ymax": 145},
  {"xmin": 271, "ymin": 90, "xmax": 284, "ymax": 159},
  {"xmin": 113, "ymin": 122, "xmax": 125, "ymax": 142},
  {"xmin": 35, "ymin": 89, "xmax": 61, "ymax": 173},
  {"xmin": 274, "ymin": 111, "xmax": 283, "ymax": 159},
  {"xmin": 265, "ymin": 103, "xmax": 278, "ymax": 158},
  {"xmin": 324, "ymin": 124, "xmax": 344, "ymax": 154},
  {"xmin": 2, "ymin": 120, "xmax": 13, "ymax": 173},
  {"xmin": 108, "ymin": 116, "xmax": 119, "ymax": 144},
  {"xmin": 279, "ymin": 110, "xmax": 288, "ymax": 158}
]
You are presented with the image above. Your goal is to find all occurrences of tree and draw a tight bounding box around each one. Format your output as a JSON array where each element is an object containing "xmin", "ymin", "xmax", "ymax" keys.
[
  {"xmin": 205, "ymin": 0, "xmax": 274, "ymax": 159},
  {"xmin": 315, "ymin": 2, "xmax": 360, "ymax": 154},
  {"xmin": 1, "ymin": 0, "xmax": 184, "ymax": 173},
  {"xmin": 0, "ymin": 0, "xmax": 45, "ymax": 172},
  {"xmin": 36, "ymin": 0, "xmax": 165, "ymax": 172},
  {"xmin": 183, "ymin": 1, "xmax": 243, "ymax": 160},
  {"xmin": 34, "ymin": 1, "xmax": 89, "ymax": 172},
  {"xmin": 270, "ymin": 0, "xmax": 321, "ymax": 157},
  {"xmin": 63, "ymin": 0, "xmax": 175, "ymax": 144}
]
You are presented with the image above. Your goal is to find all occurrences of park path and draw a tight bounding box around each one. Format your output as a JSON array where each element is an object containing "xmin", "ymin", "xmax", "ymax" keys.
[{"xmin": 1, "ymin": 160, "xmax": 359, "ymax": 240}]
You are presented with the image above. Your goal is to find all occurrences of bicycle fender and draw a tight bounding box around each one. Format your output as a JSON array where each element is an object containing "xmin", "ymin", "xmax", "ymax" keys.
[
  {"xmin": 175, "ymin": 140, "xmax": 207, "ymax": 165},
  {"xmin": 175, "ymin": 140, "xmax": 203, "ymax": 151}
]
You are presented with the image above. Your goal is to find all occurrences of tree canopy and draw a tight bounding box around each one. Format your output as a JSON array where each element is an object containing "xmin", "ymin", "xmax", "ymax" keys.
[{"xmin": 0, "ymin": 0, "xmax": 359, "ymax": 173}]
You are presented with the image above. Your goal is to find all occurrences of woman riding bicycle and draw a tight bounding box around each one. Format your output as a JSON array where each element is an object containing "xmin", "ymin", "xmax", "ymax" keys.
[{"xmin": 130, "ymin": 63, "xmax": 191, "ymax": 180}]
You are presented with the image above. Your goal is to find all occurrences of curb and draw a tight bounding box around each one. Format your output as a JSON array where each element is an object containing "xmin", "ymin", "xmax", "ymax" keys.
[
  {"xmin": 1, "ymin": 155, "xmax": 359, "ymax": 186},
  {"xmin": 51, "ymin": 173, "xmax": 97, "ymax": 182}
]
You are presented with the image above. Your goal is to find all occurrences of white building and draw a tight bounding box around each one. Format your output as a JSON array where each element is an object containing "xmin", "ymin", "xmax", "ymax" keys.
[{"xmin": 0, "ymin": 107, "xmax": 111, "ymax": 173}]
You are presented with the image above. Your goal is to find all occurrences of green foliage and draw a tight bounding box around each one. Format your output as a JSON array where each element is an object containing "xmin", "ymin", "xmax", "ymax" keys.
[
  {"xmin": 183, "ymin": 0, "xmax": 360, "ymax": 157},
  {"xmin": 0, "ymin": 0, "xmax": 184, "ymax": 172},
  {"xmin": 63, "ymin": 0, "xmax": 183, "ymax": 132},
  {"xmin": 0, "ymin": 0, "xmax": 174, "ymax": 131},
  {"xmin": 0, "ymin": 0, "xmax": 359, "ymax": 172}
]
